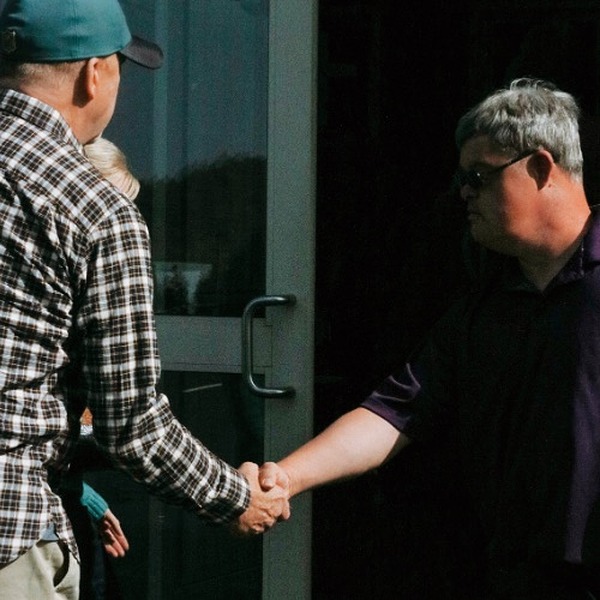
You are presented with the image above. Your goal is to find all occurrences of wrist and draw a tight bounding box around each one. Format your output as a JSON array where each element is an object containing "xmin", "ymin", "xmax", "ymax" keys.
[{"xmin": 278, "ymin": 459, "xmax": 300, "ymax": 498}]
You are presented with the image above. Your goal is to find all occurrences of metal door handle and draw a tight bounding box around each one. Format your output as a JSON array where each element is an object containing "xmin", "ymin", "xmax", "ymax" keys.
[{"xmin": 242, "ymin": 294, "xmax": 296, "ymax": 397}]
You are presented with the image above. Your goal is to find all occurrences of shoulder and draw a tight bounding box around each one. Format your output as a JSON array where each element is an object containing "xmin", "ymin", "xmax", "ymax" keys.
[
  {"xmin": 0, "ymin": 93, "xmax": 138, "ymax": 238},
  {"xmin": 1, "ymin": 136, "xmax": 140, "ymax": 239}
]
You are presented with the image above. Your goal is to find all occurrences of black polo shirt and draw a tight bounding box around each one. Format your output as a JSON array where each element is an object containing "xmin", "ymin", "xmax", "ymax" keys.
[{"xmin": 363, "ymin": 210, "xmax": 600, "ymax": 570}]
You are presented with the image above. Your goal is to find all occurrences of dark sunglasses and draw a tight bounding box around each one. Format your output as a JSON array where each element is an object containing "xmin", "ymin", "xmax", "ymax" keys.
[{"xmin": 453, "ymin": 149, "xmax": 536, "ymax": 191}]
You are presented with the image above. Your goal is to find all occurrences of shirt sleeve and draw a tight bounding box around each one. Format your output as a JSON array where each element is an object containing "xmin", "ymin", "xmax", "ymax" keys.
[
  {"xmin": 80, "ymin": 482, "xmax": 109, "ymax": 521},
  {"xmin": 74, "ymin": 201, "xmax": 250, "ymax": 523},
  {"xmin": 362, "ymin": 298, "xmax": 464, "ymax": 442}
]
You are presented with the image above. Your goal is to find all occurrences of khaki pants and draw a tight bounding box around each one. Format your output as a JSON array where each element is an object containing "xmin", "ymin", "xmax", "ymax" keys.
[{"xmin": 0, "ymin": 540, "xmax": 80, "ymax": 600}]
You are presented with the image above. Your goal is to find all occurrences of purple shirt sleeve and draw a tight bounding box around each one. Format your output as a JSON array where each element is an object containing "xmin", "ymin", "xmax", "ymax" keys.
[
  {"xmin": 361, "ymin": 299, "xmax": 464, "ymax": 442},
  {"xmin": 362, "ymin": 366, "xmax": 422, "ymax": 433}
]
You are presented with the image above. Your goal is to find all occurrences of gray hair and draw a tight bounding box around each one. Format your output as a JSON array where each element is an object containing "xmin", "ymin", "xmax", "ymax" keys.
[{"xmin": 455, "ymin": 78, "xmax": 583, "ymax": 181}]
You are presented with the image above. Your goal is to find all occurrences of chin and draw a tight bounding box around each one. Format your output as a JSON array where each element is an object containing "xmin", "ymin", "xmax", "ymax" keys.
[
  {"xmin": 475, "ymin": 237, "xmax": 517, "ymax": 257},
  {"xmin": 470, "ymin": 228, "xmax": 506, "ymax": 254}
]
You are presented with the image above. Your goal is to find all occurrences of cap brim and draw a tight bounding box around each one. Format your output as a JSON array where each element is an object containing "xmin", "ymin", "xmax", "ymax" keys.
[{"xmin": 119, "ymin": 35, "xmax": 163, "ymax": 69}]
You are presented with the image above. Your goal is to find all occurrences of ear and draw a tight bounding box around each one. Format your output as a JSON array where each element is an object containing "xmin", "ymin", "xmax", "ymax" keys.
[
  {"xmin": 528, "ymin": 150, "xmax": 554, "ymax": 190},
  {"xmin": 75, "ymin": 58, "xmax": 101, "ymax": 106}
]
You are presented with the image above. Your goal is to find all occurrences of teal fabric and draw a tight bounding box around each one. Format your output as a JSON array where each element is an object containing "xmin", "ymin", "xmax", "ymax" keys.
[
  {"xmin": 79, "ymin": 482, "xmax": 109, "ymax": 522},
  {"xmin": 0, "ymin": 0, "xmax": 131, "ymax": 62}
]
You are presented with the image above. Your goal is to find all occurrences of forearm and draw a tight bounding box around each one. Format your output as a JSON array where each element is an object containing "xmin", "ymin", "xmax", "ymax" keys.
[
  {"xmin": 79, "ymin": 209, "xmax": 249, "ymax": 523},
  {"xmin": 280, "ymin": 407, "xmax": 410, "ymax": 497},
  {"xmin": 96, "ymin": 393, "xmax": 250, "ymax": 522}
]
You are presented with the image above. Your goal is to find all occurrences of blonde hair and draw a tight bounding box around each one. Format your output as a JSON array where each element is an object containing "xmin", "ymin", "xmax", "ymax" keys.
[{"xmin": 83, "ymin": 137, "xmax": 140, "ymax": 200}]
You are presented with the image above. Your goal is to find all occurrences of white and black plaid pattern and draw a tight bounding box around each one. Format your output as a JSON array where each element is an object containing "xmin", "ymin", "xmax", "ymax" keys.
[{"xmin": 0, "ymin": 89, "xmax": 250, "ymax": 566}]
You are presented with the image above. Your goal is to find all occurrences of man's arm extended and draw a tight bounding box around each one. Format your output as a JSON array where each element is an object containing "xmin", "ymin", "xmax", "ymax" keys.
[{"xmin": 260, "ymin": 407, "xmax": 411, "ymax": 498}]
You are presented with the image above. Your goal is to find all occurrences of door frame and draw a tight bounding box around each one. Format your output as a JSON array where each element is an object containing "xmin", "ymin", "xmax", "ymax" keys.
[
  {"xmin": 261, "ymin": 2, "xmax": 317, "ymax": 598},
  {"xmin": 154, "ymin": 1, "xmax": 318, "ymax": 597}
]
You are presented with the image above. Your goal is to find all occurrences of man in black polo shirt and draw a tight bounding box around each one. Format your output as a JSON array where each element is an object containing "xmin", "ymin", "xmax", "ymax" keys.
[{"xmin": 261, "ymin": 79, "xmax": 600, "ymax": 598}]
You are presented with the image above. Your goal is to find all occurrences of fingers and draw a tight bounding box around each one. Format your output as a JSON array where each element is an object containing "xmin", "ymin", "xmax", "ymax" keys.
[
  {"xmin": 100, "ymin": 526, "xmax": 125, "ymax": 557},
  {"xmin": 238, "ymin": 461, "xmax": 259, "ymax": 481},
  {"xmin": 102, "ymin": 537, "xmax": 123, "ymax": 558},
  {"xmin": 101, "ymin": 534, "xmax": 127, "ymax": 557},
  {"xmin": 258, "ymin": 462, "xmax": 291, "ymax": 521},
  {"xmin": 232, "ymin": 462, "xmax": 291, "ymax": 537},
  {"xmin": 259, "ymin": 461, "xmax": 290, "ymax": 492},
  {"xmin": 99, "ymin": 510, "xmax": 130, "ymax": 557},
  {"xmin": 103, "ymin": 510, "xmax": 127, "ymax": 539},
  {"xmin": 279, "ymin": 495, "xmax": 291, "ymax": 521}
]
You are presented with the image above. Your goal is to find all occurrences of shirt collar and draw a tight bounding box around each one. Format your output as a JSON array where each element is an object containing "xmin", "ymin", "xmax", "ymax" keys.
[
  {"xmin": 581, "ymin": 204, "xmax": 600, "ymax": 267},
  {"xmin": 0, "ymin": 87, "xmax": 82, "ymax": 153},
  {"xmin": 502, "ymin": 206, "xmax": 600, "ymax": 292},
  {"xmin": 552, "ymin": 205, "xmax": 600, "ymax": 287}
]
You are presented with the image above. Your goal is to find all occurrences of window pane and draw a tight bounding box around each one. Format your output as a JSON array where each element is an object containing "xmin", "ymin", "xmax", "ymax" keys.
[{"xmin": 107, "ymin": 0, "xmax": 269, "ymax": 317}]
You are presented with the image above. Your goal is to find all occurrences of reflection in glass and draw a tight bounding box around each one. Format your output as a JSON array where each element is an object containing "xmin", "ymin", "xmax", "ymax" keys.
[
  {"xmin": 146, "ymin": 156, "xmax": 267, "ymax": 316},
  {"xmin": 108, "ymin": 1, "xmax": 269, "ymax": 317}
]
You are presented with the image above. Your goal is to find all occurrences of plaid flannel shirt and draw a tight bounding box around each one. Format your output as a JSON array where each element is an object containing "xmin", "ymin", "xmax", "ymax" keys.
[{"xmin": 0, "ymin": 89, "xmax": 250, "ymax": 567}]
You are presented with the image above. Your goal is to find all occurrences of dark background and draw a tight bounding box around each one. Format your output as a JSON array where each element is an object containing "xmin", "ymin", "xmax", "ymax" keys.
[{"xmin": 312, "ymin": 1, "xmax": 600, "ymax": 598}]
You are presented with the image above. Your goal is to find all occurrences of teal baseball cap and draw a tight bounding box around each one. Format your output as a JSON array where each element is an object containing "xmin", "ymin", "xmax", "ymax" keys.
[{"xmin": 0, "ymin": 0, "xmax": 163, "ymax": 69}]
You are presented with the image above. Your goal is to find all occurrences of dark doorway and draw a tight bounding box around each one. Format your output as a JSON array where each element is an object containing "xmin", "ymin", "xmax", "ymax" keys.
[{"xmin": 313, "ymin": 1, "xmax": 600, "ymax": 598}]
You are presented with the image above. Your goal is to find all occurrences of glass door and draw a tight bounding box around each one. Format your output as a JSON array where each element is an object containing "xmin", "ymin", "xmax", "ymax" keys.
[{"xmin": 87, "ymin": 1, "xmax": 317, "ymax": 598}]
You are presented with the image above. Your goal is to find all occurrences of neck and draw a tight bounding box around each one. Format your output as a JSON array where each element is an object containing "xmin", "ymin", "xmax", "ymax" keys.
[
  {"xmin": 17, "ymin": 80, "xmax": 90, "ymax": 143},
  {"xmin": 518, "ymin": 207, "xmax": 591, "ymax": 290}
]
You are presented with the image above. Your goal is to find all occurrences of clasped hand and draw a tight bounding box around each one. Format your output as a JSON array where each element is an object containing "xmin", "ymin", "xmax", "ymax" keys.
[{"xmin": 232, "ymin": 461, "xmax": 291, "ymax": 536}]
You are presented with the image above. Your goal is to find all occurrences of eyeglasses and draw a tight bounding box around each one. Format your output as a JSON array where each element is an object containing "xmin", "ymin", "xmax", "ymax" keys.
[{"xmin": 453, "ymin": 149, "xmax": 536, "ymax": 191}]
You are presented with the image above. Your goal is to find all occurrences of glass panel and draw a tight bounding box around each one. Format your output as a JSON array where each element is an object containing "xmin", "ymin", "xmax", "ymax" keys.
[
  {"xmin": 85, "ymin": 372, "xmax": 264, "ymax": 600},
  {"xmin": 107, "ymin": 0, "xmax": 269, "ymax": 317}
]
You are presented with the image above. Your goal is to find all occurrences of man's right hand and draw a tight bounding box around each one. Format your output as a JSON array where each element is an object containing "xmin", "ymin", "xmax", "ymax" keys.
[
  {"xmin": 231, "ymin": 462, "xmax": 290, "ymax": 536},
  {"xmin": 258, "ymin": 461, "xmax": 291, "ymax": 494}
]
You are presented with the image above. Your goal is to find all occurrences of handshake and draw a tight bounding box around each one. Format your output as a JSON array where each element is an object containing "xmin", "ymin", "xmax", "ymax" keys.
[{"xmin": 232, "ymin": 461, "xmax": 291, "ymax": 536}]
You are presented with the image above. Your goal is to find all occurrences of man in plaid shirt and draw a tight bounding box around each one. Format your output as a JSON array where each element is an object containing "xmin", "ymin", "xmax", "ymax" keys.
[{"xmin": 0, "ymin": 1, "xmax": 289, "ymax": 597}]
